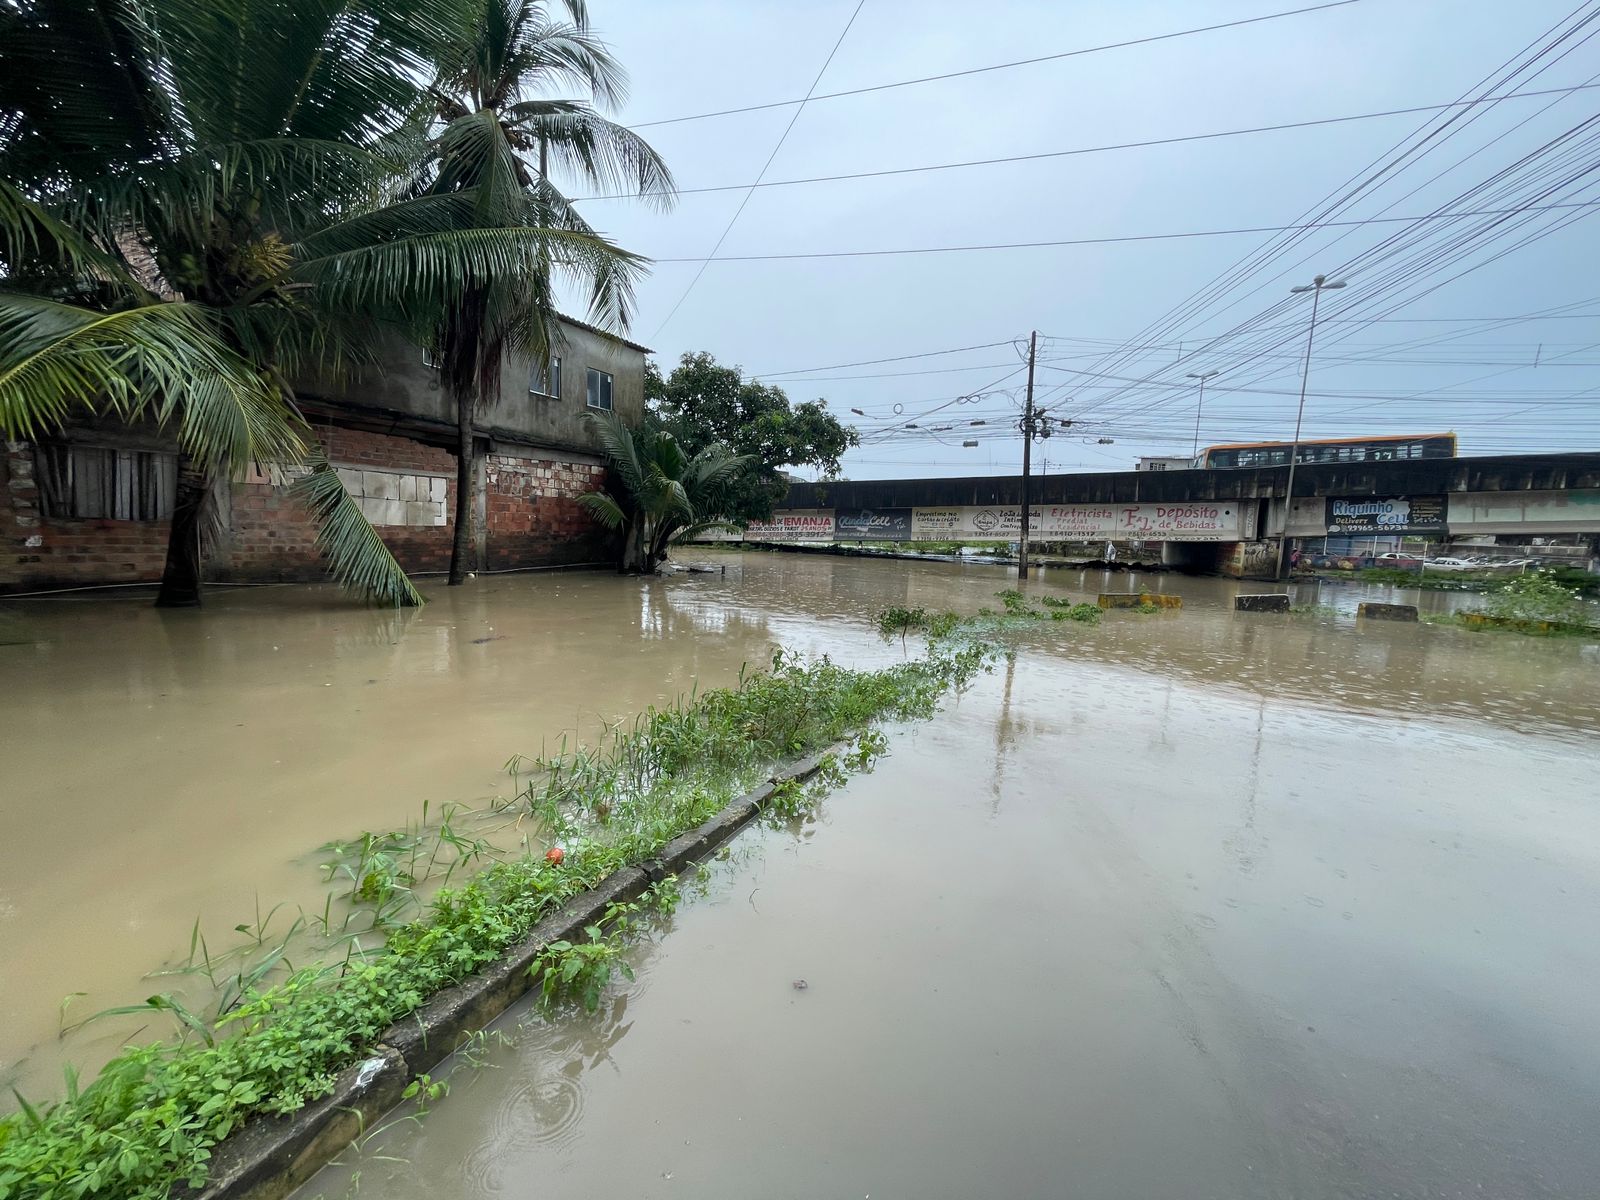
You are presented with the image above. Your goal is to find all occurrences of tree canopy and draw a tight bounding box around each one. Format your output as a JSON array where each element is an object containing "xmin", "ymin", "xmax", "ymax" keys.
[{"xmin": 646, "ymin": 352, "xmax": 857, "ymax": 523}]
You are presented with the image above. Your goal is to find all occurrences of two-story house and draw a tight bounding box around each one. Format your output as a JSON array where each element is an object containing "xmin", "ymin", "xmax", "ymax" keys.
[{"xmin": 0, "ymin": 315, "xmax": 647, "ymax": 592}]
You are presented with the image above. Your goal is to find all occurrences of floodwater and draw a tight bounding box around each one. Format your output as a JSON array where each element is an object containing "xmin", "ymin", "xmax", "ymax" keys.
[{"xmin": 5, "ymin": 553, "xmax": 1600, "ymax": 1198}]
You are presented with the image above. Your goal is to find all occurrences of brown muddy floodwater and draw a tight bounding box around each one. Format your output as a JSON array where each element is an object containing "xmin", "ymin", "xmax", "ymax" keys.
[{"xmin": 4, "ymin": 552, "xmax": 1600, "ymax": 1198}]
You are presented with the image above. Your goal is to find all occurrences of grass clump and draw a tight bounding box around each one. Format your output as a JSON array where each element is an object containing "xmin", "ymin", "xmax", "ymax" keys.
[
  {"xmin": 1357, "ymin": 566, "xmax": 1482, "ymax": 590},
  {"xmin": 1423, "ymin": 572, "xmax": 1599, "ymax": 637},
  {"xmin": 0, "ymin": 647, "xmax": 991, "ymax": 1200},
  {"xmin": 1482, "ymin": 571, "xmax": 1590, "ymax": 626}
]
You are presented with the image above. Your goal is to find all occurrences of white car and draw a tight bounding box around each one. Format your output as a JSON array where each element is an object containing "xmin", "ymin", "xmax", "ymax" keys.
[{"xmin": 1424, "ymin": 556, "xmax": 1477, "ymax": 571}]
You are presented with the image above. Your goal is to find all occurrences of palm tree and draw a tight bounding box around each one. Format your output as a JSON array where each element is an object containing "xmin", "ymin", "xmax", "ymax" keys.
[
  {"xmin": 0, "ymin": 0, "xmax": 645, "ymax": 606},
  {"xmin": 578, "ymin": 410, "xmax": 750, "ymax": 574},
  {"xmin": 423, "ymin": 0, "xmax": 674, "ymax": 585}
]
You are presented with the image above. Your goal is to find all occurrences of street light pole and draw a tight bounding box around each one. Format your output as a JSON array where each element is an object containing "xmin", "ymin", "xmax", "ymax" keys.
[
  {"xmin": 1186, "ymin": 369, "xmax": 1219, "ymax": 460},
  {"xmin": 1277, "ymin": 274, "xmax": 1345, "ymax": 580}
]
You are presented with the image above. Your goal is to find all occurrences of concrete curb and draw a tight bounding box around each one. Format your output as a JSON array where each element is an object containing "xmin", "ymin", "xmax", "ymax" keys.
[
  {"xmin": 1358, "ymin": 602, "xmax": 1419, "ymax": 622},
  {"xmin": 1236, "ymin": 594, "xmax": 1291, "ymax": 613},
  {"xmin": 182, "ymin": 1047, "xmax": 407, "ymax": 1200},
  {"xmin": 1098, "ymin": 592, "xmax": 1183, "ymax": 610},
  {"xmin": 187, "ymin": 739, "xmax": 856, "ymax": 1200},
  {"xmin": 379, "ymin": 865, "xmax": 652, "ymax": 1077}
]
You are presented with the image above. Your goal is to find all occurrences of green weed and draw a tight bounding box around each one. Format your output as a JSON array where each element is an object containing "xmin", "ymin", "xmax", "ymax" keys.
[{"xmin": 0, "ymin": 643, "xmax": 994, "ymax": 1200}]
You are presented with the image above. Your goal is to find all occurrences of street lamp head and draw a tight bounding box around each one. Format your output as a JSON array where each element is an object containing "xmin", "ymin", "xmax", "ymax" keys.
[
  {"xmin": 1292, "ymin": 276, "xmax": 1347, "ymax": 293},
  {"xmin": 1186, "ymin": 370, "xmax": 1220, "ymax": 380}
]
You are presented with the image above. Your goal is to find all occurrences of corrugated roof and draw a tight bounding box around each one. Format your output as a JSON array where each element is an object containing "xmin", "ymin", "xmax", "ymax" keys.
[{"xmin": 556, "ymin": 312, "xmax": 652, "ymax": 354}]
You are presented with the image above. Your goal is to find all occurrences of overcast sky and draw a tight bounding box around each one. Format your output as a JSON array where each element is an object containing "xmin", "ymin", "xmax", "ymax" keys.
[{"xmin": 558, "ymin": 0, "xmax": 1600, "ymax": 479}]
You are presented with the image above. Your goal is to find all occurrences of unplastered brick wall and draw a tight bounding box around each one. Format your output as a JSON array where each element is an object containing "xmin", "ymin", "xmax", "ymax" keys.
[
  {"xmin": 1, "ymin": 420, "xmax": 610, "ymax": 592},
  {"xmin": 2, "ymin": 440, "xmax": 171, "ymax": 591},
  {"xmin": 483, "ymin": 453, "xmax": 609, "ymax": 569},
  {"xmin": 220, "ymin": 423, "xmax": 457, "ymax": 579}
]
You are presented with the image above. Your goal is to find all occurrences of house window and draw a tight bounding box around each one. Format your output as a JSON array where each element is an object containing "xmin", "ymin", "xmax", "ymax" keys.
[
  {"xmin": 530, "ymin": 356, "xmax": 561, "ymax": 398},
  {"xmin": 586, "ymin": 367, "xmax": 613, "ymax": 411},
  {"xmin": 35, "ymin": 444, "xmax": 178, "ymax": 520}
]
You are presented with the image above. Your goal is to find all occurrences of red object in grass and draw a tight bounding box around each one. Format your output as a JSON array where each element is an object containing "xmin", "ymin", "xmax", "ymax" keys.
[{"xmin": 545, "ymin": 846, "xmax": 565, "ymax": 865}]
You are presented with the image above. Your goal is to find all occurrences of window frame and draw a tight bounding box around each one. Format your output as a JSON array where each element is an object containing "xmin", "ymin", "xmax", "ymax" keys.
[
  {"xmin": 585, "ymin": 367, "xmax": 614, "ymax": 411},
  {"xmin": 529, "ymin": 355, "xmax": 562, "ymax": 399},
  {"xmin": 35, "ymin": 443, "xmax": 178, "ymax": 521}
]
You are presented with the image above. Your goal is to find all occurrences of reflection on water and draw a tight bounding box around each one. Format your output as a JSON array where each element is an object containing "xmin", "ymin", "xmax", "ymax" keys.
[
  {"xmin": 296, "ymin": 612, "xmax": 1600, "ymax": 1200},
  {"xmin": 2, "ymin": 551, "xmax": 1597, "ymax": 1131}
]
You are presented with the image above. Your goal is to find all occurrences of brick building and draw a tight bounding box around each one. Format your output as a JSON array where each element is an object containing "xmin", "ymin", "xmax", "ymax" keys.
[{"xmin": 1, "ymin": 315, "xmax": 648, "ymax": 593}]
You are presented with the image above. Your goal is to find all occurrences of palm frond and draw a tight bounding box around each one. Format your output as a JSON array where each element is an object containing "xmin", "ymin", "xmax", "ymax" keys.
[
  {"xmin": 289, "ymin": 450, "xmax": 425, "ymax": 607},
  {"xmin": 684, "ymin": 445, "xmax": 754, "ymax": 492},
  {"xmin": 581, "ymin": 408, "xmax": 646, "ymax": 497},
  {"xmin": 576, "ymin": 489, "xmax": 627, "ymax": 529},
  {"xmin": 506, "ymin": 102, "xmax": 674, "ymax": 208},
  {"xmin": 671, "ymin": 517, "xmax": 743, "ymax": 543},
  {"xmin": 0, "ymin": 296, "xmax": 299, "ymax": 470},
  {"xmin": 292, "ymin": 222, "xmax": 644, "ymax": 325},
  {"xmin": 0, "ymin": 180, "xmax": 138, "ymax": 287},
  {"xmin": 429, "ymin": 109, "xmax": 534, "ymax": 217}
]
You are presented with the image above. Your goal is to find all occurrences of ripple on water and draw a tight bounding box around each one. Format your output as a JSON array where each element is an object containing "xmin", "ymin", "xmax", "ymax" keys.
[{"xmin": 494, "ymin": 1067, "xmax": 588, "ymax": 1151}]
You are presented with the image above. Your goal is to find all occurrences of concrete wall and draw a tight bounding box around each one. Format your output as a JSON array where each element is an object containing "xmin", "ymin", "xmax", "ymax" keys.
[{"xmin": 306, "ymin": 315, "xmax": 647, "ymax": 457}]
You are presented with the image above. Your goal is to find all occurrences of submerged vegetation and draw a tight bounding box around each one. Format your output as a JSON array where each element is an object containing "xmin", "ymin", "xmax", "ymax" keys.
[
  {"xmin": 1423, "ymin": 571, "xmax": 1599, "ymax": 636},
  {"xmin": 0, "ymin": 643, "xmax": 993, "ymax": 1200}
]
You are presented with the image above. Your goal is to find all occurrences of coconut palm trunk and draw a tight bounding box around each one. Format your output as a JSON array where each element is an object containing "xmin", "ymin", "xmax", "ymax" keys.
[
  {"xmin": 155, "ymin": 456, "xmax": 210, "ymax": 607},
  {"xmin": 449, "ymin": 395, "xmax": 477, "ymax": 584}
]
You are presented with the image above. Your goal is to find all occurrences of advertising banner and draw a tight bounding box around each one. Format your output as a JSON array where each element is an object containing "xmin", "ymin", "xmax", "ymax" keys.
[
  {"xmin": 758, "ymin": 502, "xmax": 1249, "ymax": 542},
  {"xmin": 1326, "ymin": 496, "xmax": 1446, "ymax": 535},
  {"xmin": 903, "ymin": 503, "xmax": 1246, "ymax": 541},
  {"xmin": 744, "ymin": 508, "xmax": 835, "ymax": 541},
  {"xmin": 1038, "ymin": 503, "xmax": 1244, "ymax": 541},
  {"xmin": 911, "ymin": 506, "xmax": 1020, "ymax": 538},
  {"xmin": 835, "ymin": 507, "xmax": 913, "ymax": 540}
]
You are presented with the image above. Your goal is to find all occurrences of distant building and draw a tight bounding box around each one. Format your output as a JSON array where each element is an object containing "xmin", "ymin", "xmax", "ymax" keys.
[
  {"xmin": 1, "ymin": 315, "xmax": 648, "ymax": 593},
  {"xmin": 1136, "ymin": 456, "xmax": 1195, "ymax": 472}
]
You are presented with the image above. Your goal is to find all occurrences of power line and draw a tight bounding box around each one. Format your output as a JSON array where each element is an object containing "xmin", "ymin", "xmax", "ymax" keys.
[
  {"xmin": 577, "ymin": 83, "xmax": 1600, "ymax": 203},
  {"xmin": 648, "ymin": 0, "xmax": 867, "ymax": 339},
  {"xmin": 1058, "ymin": 3, "xmax": 1600, "ymax": 427},
  {"xmin": 754, "ymin": 339, "xmax": 1015, "ymax": 378},
  {"xmin": 650, "ymin": 199, "xmax": 1600, "ymax": 262},
  {"xmin": 629, "ymin": 0, "xmax": 1362, "ymax": 128}
]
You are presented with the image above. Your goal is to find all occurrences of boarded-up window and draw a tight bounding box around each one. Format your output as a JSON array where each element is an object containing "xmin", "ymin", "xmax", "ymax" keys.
[{"xmin": 35, "ymin": 444, "xmax": 178, "ymax": 520}]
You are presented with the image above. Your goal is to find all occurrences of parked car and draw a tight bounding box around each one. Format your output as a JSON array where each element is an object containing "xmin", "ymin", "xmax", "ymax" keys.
[
  {"xmin": 1374, "ymin": 552, "xmax": 1422, "ymax": 568},
  {"xmin": 1424, "ymin": 556, "xmax": 1477, "ymax": 571}
]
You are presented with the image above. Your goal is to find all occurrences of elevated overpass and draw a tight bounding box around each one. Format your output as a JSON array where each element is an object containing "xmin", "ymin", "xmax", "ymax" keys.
[{"xmin": 751, "ymin": 452, "xmax": 1600, "ymax": 578}]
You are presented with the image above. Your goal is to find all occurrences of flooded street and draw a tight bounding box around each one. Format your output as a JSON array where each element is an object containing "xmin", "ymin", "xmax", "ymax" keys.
[{"xmin": 5, "ymin": 552, "xmax": 1600, "ymax": 1197}]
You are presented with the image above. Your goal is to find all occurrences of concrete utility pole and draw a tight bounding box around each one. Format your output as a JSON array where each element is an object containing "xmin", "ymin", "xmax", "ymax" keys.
[
  {"xmin": 1019, "ymin": 330, "xmax": 1038, "ymax": 580},
  {"xmin": 1278, "ymin": 274, "xmax": 1345, "ymax": 580}
]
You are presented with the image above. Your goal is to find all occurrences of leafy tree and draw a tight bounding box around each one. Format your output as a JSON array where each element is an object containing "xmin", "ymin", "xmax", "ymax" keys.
[
  {"xmin": 422, "ymin": 0, "xmax": 672, "ymax": 585},
  {"xmin": 647, "ymin": 352, "xmax": 858, "ymax": 524},
  {"xmin": 578, "ymin": 410, "xmax": 750, "ymax": 574},
  {"xmin": 0, "ymin": 0, "xmax": 650, "ymax": 606}
]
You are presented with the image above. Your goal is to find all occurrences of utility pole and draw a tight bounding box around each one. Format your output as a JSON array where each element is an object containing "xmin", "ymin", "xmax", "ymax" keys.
[
  {"xmin": 1278, "ymin": 274, "xmax": 1346, "ymax": 580},
  {"xmin": 1018, "ymin": 330, "xmax": 1038, "ymax": 580},
  {"xmin": 1186, "ymin": 370, "xmax": 1219, "ymax": 460}
]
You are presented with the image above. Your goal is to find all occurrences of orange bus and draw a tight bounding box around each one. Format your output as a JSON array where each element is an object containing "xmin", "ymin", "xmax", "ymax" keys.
[{"xmin": 1198, "ymin": 432, "xmax": 1457, "ymax": 469}]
